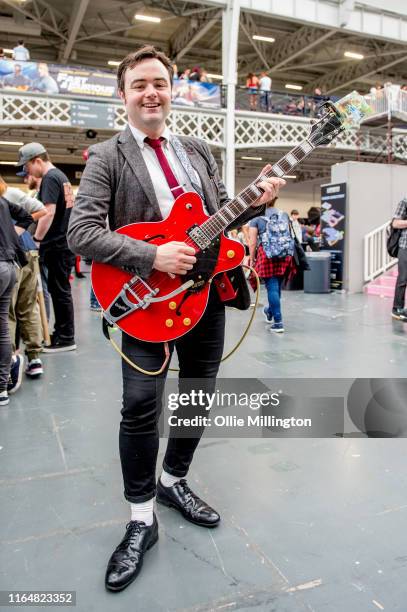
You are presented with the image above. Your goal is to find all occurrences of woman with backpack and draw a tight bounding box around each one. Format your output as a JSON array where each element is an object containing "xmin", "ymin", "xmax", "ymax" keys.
[{"xmin": 248, "ymin": 199, "xmax": 296, "ymax": 333}]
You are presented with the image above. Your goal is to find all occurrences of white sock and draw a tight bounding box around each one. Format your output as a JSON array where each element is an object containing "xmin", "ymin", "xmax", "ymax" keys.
[
  {"xmin": 0, "ymin": 390, "xmax": 7, "ymax": 397},
  {"xmin": 160, "ymin": 469, "xmax": 183, "ymax": 488},
  {"xmin": 130, "ymin": 499, "xmax": 154, "ymax": 526}
]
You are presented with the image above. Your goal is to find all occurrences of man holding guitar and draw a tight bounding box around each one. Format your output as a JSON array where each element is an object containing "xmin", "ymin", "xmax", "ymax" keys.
[{"xmin": 68, "ymin": 44, "xmax": 285, "ymax": 592}]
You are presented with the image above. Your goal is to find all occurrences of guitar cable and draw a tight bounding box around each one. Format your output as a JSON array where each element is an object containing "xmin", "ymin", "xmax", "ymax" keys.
[{"xmin": 102, "ymin": 265, "xmax": 260, "ymax": 376}]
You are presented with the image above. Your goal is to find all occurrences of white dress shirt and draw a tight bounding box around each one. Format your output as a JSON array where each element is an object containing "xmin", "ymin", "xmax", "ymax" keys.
[{"xmin": 128, "ymin": 123, "xmax": 204, "ymax": 219}]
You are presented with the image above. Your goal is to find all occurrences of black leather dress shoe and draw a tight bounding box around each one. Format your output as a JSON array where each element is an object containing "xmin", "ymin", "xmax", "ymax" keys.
[
  {"xmin": 105, "ymin": 514, "xmax": 158, "ymax": 592},
  {"xmin": 156, "ymin": 479, "xmax": 220, "ymax": 527}
]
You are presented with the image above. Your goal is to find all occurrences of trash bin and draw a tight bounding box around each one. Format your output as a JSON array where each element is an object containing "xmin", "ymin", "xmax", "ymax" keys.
[{"xmin": 303, "ymin": 252, "xmax": 331, "ymax": 293}]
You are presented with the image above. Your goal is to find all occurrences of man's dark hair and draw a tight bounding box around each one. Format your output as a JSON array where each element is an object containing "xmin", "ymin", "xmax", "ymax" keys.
[
  {"xmin": 117, "ymin": 45, "xmax": 174, "ymax": 92},
  {"xmin": 291, "ymin": 209, "xmax": 299, "ymax": 215},
  {"xmin": 18, "ymin": 40, "xmax": 24, "ymax": 45}
]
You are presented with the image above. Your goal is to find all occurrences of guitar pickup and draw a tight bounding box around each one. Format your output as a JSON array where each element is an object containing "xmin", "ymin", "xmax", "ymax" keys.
[{"xmin": 186, "ymin": 224, "xmax": 212, "ymax": 250}]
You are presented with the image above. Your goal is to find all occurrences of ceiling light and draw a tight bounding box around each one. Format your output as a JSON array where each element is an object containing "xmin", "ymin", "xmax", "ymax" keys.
[
  {"xmin": 135, "ymin": 14, "xmax": 161, "ymax": 23},
  {"xmin": 0, "ymin": 141, "xmax": 24, "ymax": 146},
  {"xmin": 252, "ymin": 35, "xmax": 275, "ymax": 43},
  {"xmin": 285, "ymin": 84, "xmax": 303, "ymax": 91},
  {"xmin": 108, "ymin": 60, "xmax": 120, "ymax": 67},
  {"xmin": 0, "ymin": 161, "xmax": 17, "ymax": 165},
  {"xmin": 241, "ymin": 156, "xmax": 263, "ymax": 161},
  {"xmin": 344, "ymin": 51, "xmax": 364, "ymax": 60},
  {"xmin": 206, "ymin": 73, "xmax": 223, "ymax": 80},
  {"xmin": 3, "ymin": 49, "xmax": 13, "ymax": 54},
  {"xmin": 283, "ymin": 175, "xmax": 296, "ymax": 179}
]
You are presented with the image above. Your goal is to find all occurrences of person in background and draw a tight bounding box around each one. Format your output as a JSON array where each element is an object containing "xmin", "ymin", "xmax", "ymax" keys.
[
  {"xmin": 0, "ymin": 49, "xmax": 5, "ymax": 60},
  {"xmin": 290, "ymin": 209, "xmax": 303, "ymax": 244},
  {"xmin": 248, "ymin": 198, "xmax": 295, "ymax": 333},
  {"xmin": 259, "ymin": 70, "xmax": 272, "ymax": 112},
  {"xmin": 19, "ymin": 170, "xmax": 51, "ymax": 321},
  {"xmin": 0, "ymin": 176, "xmax": 47, "ymax": 381},
  {"xmin": 17, "ymin": 142, "xmax": 76, "ymax": 353},
  {"xmin": 391, "ymin": 197, "xmax": 407, "ymax": 322},
  {"xmin": 189, "ymin": 66, "xmax": 201, "ymax": 82},
  {"xmin": 246, "ymin": 72, "xmax": 259, "ymax": 111},
  {"xmin": 200, "ymin": 69, "xmax": 211, "ymax": 83},
  {"xmin": 179, "ymin": 68, "xmax": 191, "ymax": 80},
  {"xmin": 0, "ymin": 197, "xmax": 33, "ymax": 406},
  {"xmin": 12, "ymin": 40, "xmax": 30, "ymax": 62}
]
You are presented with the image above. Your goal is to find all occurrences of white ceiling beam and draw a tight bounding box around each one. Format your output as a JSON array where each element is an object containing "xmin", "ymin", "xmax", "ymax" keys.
[{"xmin": 60, "ymin": 0, "xmax": 90, "ymax": 63}]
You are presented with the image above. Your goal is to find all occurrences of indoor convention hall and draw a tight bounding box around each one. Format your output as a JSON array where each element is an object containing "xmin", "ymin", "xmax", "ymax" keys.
[{"xmin": 1, "ymin": 1, "xmax": 407, "ymax": 611}]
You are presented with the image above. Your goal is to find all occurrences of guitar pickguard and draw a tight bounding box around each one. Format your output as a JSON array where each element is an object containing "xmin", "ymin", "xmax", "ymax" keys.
[{"xmin": 184, "ymin": 236, "xmax": 221, "ymax": 292}]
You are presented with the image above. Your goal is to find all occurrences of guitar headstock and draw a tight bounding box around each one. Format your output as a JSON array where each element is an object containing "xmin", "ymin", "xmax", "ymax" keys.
[{"xmin": 308, "ymin": 91, "xmax": 372, "ymax": 147}]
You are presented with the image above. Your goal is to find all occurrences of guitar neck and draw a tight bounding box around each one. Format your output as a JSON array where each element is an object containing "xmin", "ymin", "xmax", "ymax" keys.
[{"xmin": 200, "ymin": 138, "xmax": 316, "ymax": 240}]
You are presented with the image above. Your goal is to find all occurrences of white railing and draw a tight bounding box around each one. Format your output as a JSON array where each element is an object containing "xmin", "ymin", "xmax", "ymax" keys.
[
  {"xmin": 2, "ymin": 92, "xmax": 407, "ymax": 160},
  {"xmin": 364, "ymin": 86, "xmax": 407, "ymax": 120},
  {"xmin": 364, "ymin": 221, "xmax": 397, "ymax": 283}
]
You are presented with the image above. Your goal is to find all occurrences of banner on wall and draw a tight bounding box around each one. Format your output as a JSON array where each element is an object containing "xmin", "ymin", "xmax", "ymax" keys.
[
  {"xmin": 0, "ymin": 60, "xmax": 221, "ymax": 107},
  {"xmin": 320, "ymin": 182, "xmax": 347, "ymax": 290}
]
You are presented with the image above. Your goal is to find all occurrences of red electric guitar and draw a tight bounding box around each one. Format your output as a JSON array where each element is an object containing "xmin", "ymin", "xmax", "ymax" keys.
[{"xmin": 92, "ymin": 92, "xmax": 370, "ymax": 342}]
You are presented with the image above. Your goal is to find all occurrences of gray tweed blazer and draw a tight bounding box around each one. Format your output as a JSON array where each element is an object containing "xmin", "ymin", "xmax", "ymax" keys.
[{"xmin": 67, "ymin": 125, "xmax": 264, "ymax": 277}]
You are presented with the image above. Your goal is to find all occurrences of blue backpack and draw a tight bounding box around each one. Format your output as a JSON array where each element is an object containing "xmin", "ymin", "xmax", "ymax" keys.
[{"xmin": 260, "ymin": 210, "xmax": 294, "ymax": 258}]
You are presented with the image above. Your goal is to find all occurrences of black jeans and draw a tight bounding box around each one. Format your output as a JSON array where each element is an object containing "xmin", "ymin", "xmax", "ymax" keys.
[
  {"xmin": 120, "ymin": 288, "xmax": 225, "ymax": 502},
  {"xmin": 41, "ymin": 246, "xmax": 75, "ymax": 341},
  {"xmin": 393, "ymin": 247, "xmax": 407, "ymax": 310}
]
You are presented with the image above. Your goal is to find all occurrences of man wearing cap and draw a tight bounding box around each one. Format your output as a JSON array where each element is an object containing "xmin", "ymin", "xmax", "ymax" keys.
[{"xmin": 17, "ymin": 142, "xmax": 76, "ymax": 352}]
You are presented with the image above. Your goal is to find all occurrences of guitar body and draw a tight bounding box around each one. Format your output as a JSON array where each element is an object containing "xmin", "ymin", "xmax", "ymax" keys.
[{"xmin": 91, "ymin": 191, "xmax": 245, "ymax": 343}]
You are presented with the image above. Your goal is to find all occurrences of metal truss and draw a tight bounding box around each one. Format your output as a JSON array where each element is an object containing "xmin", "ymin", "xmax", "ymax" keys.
[
  {"xmin": 308, "ymin": 47, "xmax": 407, "ymax": 94},
  {"xmin": 239, "ymin": 12, "xmax": 270, "ymax": 71},
  {"xmin": 0, "ymin": 0, "xmax": 68, "ymax": 40},
  {"xmin": 169, "ymin": 8, "xmax": 221, "ymax": 62},
  {"xmin": 247, "ymin": 24, "xmax": 336, "ymax": 74}
]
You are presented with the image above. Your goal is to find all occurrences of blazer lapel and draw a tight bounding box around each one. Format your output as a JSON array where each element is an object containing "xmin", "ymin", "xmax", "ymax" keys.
[{"xmin": 118, "ymin": 126, "xmax": 162, "ymax": 219}]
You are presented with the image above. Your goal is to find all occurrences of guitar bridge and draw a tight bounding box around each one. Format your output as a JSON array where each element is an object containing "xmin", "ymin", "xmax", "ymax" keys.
[{"xmin": 103, "ymin": 275, "xmax": 158, "ymax": 325}]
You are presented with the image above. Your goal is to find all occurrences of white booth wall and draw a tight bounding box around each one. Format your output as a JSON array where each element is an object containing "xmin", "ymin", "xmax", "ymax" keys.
[{"xmin": 331, "ymin": 161, "xmax": 407, "ymax": 293}]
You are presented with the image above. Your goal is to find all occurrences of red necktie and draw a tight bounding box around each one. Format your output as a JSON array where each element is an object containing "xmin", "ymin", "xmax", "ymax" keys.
[{"xmin": 145, "ymin": 137, "xmax": 185, "ymax": 199}]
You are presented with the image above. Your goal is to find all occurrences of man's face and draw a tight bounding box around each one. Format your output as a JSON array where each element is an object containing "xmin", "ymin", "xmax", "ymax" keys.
[
  {"xmin": 119, "ymin": 58, "xmax": 172, "ymax": 133},
  {"xmin": 15, "ymin": 65, "xmax": 21, "ymax": 75},
  {"xmin": 25, "ymin": 158, "xmax": 43, "ymax": 179}
]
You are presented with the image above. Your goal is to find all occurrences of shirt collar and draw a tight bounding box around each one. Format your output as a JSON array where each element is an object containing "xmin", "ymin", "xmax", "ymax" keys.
[{"xmin": 128, "ymin": 124, "xmax": 172, "ymax": 150}]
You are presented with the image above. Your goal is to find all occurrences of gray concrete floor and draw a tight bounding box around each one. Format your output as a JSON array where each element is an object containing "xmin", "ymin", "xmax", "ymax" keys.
[{"xmin": 1, "ymin": 276, "xmax": 407, "ymax": 611}]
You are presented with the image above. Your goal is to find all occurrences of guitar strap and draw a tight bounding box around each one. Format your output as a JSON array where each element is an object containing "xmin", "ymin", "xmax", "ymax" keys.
[{"xmin": 170, "ymin": 135, "xmax": 205, "ymax": 200}]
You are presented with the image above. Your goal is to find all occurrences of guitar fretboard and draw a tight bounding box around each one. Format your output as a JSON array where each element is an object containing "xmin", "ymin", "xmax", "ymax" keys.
[{"xmin": 199, "ymin": 139, "xmax": 315, "ymax": 241}]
